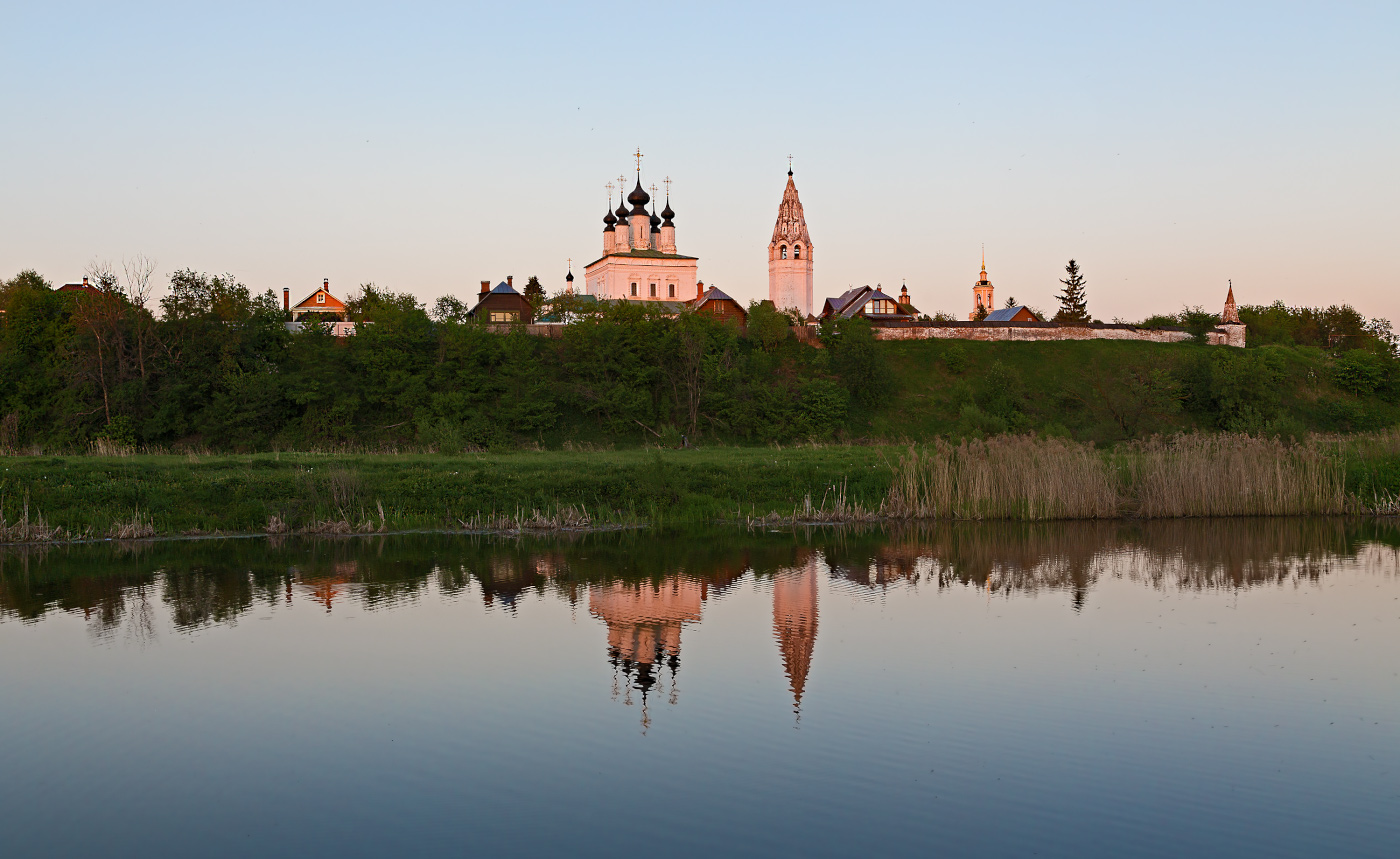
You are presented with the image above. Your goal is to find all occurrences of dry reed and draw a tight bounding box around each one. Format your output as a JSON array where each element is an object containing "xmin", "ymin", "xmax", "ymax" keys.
[
  {"xmin": 0, "ymin": 499, "xmax": 69, "ymax": 543},
  {"xmin": 1120, "ymin": 435, "xmax": 1345, "ymax": 517},
  {"xmin": 457, "ymin": 504, "xmax": 629, "ymax": 533},
  {"xmin": 885, "ymin": 433, "xmax": 1350, "ymax": 521},
  {"xmin": 885, "ymin": 436, "xmax": 1120, "ymax": 520},
  {"xmin": 106, "ymin": 509, "xmax": 156, "ymax": 540}
]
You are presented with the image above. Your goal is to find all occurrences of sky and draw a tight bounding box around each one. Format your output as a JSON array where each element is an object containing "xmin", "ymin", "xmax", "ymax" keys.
[{"xmin": 2, "ymin": 1, "xmax": 1397, "ymax": 322}]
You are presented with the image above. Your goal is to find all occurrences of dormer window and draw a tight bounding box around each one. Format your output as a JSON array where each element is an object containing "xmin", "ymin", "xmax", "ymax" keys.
[
  {"xmin": 868, "ymin": 299, "xmax": 896, "ymax": 315},
  {"xmin": 317, "ymin": 292, "xmax": 326, "ymax": 304},
  {"xmin": 780, "ymin": 245, "xmax": 787, "ymax": 259}
]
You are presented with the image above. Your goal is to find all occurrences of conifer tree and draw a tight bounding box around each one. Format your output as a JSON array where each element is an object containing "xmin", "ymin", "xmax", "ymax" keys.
[
  {"xmin": 1054, "ymin": 259, "xmax": 1089, "ymax": 324},
  {"xmin": 523, "ymin": 276, "xmax": 545, "ymax": 302}
]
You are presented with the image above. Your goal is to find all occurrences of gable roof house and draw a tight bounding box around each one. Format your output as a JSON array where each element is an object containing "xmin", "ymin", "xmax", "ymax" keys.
[
  {"xmin": 283, "ymin": 279, "xmax": 358, "ymax": 336},
  {"xmin": 687, "ymin": 285, "xmax": 747, "ymax": 331},
  {"xmin": 819, "ymin": 286, "xmax": 915, "ymax": 325},
  {"xmin": 983, "ymin": 305, "xmax": 1038, "ymax": 322},
  {"xmin": 286, "ymin": 279, "xmax": 348, "ymax": 321},
  {"xmin": 469, "ymin": 277, "xmax": 534, "ymax": 325}
]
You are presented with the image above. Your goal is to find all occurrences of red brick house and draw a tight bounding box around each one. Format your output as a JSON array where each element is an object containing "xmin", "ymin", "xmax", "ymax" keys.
[{"xmin": 469, "ymin": 277, "xmax": 534, "ymax": 324}]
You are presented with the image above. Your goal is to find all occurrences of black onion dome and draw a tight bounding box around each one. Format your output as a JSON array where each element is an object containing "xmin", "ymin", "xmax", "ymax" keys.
[
  {"xmin": 661, "ymin": 198, "xmax": 675, "ymax": 226},
  {"xmin": 615, "ymin": 199, "xmax": 630, "ymax": 222},
  {"xmin": 603, "ymin": 206, "xmax": 616, "ymax": 230},
  {"xmin": 649, "ymin": 208, "xmax": 661, "ymax": 229},
  {"xmin": 627, "ymin": 178, "xmax": 650, "ymax": 214},
  {"xmin": 566, "ymin": 270, "xmax": 574, "ymax": 282}
]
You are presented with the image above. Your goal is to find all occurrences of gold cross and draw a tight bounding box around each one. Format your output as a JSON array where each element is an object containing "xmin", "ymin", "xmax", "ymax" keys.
[
  {"xmin": 634, "ymin": 148, "xmax": 644, "ymax": 171},
  {"xmin": 567, "ymin": 257, "xmax": 572, "ymax": 270},
  {"xmin": 618, "ymin": 174, "xmax": 626, "ymax": 194},
  {"xmin": 787, "ymin": 154, "xmax": 793, "ymax": 171},
  {"xmin": 650, "ymin": 183, "xmax": 658, "ymax": 200},
  {"xmin": 606, "ymin": 182, "xmax": 614, "ymax": 204},
  {"xmin": 664, "ymin": 176, "xmax": 671, "ymax": 196}
]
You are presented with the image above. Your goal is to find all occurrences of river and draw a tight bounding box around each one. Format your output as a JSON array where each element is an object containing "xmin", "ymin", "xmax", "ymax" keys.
[{"xmin": 2, "ymin": 520, "xmax": 1397, "ymax": 857}]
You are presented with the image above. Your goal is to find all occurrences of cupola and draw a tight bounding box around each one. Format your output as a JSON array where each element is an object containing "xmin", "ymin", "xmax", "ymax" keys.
[{"xmin": 627, "ymin": 178, "xmax": 650, "ymax": 215}]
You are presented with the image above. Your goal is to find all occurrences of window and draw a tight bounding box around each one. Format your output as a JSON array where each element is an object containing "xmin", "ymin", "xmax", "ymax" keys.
[
  {"xmin": 650, "ymin": 283, "xmax": 657, "ymax": 298},
  {"xmin": 868, "ymin": 299, "xmax": 896, "ymax": 315},
  {"xmin": 668, "ymin": 284, "xmax": 675, "ymax": 298},
  {"xmin": 780, "ymin": 245, "xmax": 787, "ymax": 259},
  {"xmin": 316, "ymin": 292, "xmax": 326, "ymax": 304},
  {"xmin": 794, "ymin": 245, "xmax": 802, "ymax": 259},
  {"xmin": 489, "ymin": 310, "xmax": 519, "ymax": 323},
  {"xmin": 631, "ymin": 282, "xmax": 638, "ymax": 297}
]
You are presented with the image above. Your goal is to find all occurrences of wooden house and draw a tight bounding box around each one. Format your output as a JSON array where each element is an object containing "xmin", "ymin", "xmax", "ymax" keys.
[{"xmin": 688, "ymin": 285, "xmax": 747, "ymax": 331}]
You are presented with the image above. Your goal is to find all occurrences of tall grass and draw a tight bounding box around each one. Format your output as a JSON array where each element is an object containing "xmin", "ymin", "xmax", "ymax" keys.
[
  {"xmin": 885, "ymin": 436, "xmax": 1119, "ymax": 520},
  {"xmin": 1119, "ymin": 435, "xmax": 1344, "ymax": 517},
  {"xmin": 886, "ymin": 433, "xmax": 1349, "ymax": 520}
]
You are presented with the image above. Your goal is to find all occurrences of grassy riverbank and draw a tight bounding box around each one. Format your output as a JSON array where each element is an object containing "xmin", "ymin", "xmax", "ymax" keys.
[{"xmin": 2, "ymin": 432, "xmax": 1398, "ymax": 542}]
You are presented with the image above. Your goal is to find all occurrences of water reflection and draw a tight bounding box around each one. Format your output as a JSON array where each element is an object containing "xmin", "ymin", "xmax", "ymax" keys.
[{"xmin": 2, "ymin": 519, "xmax": 1397, "ymax": 678}]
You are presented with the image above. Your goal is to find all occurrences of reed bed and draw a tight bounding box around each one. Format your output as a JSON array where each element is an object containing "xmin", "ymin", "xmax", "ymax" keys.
[
  {"xmin": 885, "ymin": 436, "xmax": 1120, "ymax": 520},
  {"xmin": 885, "ymin": 433, "xmax": 1350, "ymax": 521},
  {"xmin": 0, "ymin": 500, "xmax": 69, "ymax": 543},
  {"xmin": 1119, "ymin": 435, "xmax": 1345, "ymax": 517}
]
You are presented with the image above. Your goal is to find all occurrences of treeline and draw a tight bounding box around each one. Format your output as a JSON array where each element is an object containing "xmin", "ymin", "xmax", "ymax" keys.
[
  {"xmin": 0, "ymin": 269, "xmax": 880, "ymax": 451},
  {"xmin": 2, "ymin": 268, "xmax": 1397, "ymax": 452}
]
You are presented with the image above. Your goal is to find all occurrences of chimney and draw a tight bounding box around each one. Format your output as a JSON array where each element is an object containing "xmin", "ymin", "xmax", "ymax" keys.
[
  {"xmin": 82, "ymin": 277, "xmax": 89, "ymax": 286},
  {"xmin": 696, "ymin": 280, "xmax": 704, "ymax": 299},
  {"xmin": 283, "ymin": 288, "xmax": 290, "ymax": 310},
  {"xmin": 480, "ymin": 280, "xmax": 491, "ymax": 296},
  {"xmin": 506, "ymin": 275, "xmax": 513, "ymax": 289},
  {"xmin": 323, "ymin": 278, "xmax": 329, "ymax": 292}
]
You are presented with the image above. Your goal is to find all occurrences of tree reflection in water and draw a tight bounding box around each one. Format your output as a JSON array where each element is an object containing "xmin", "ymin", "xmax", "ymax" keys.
[{"xmin": 2, "ymin": 520, "xmax": 1396, "ymax": 710}]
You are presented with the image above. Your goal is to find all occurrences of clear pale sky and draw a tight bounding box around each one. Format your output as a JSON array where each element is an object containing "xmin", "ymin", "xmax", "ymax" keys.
[{"xmin": 3, "ymin": 2, "xmax": 1397, "ymax": 322}]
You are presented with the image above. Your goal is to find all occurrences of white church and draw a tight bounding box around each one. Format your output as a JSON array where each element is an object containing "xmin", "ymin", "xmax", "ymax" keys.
[
  {"xmin": 579, "ymin": 158, "xmax": 816, "ymax": 317},
  {"xmin": 583, "ymin": 170, "xmax": 698, "ymax": 302}
]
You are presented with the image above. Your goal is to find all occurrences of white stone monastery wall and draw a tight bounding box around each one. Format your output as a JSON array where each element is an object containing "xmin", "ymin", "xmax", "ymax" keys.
[{"xmin": 866, "ymin": 322, "xmax": 1246, "ymax": 347}]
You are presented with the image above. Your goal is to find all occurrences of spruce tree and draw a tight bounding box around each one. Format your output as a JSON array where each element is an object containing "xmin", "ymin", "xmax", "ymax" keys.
[
  {"xmin": 1054, "ymin": 259, "xmax": 1089, "ymax": 324},
  {"xmin": 523, "ymin": 276, "xmax": 545, "ymax": 302}
]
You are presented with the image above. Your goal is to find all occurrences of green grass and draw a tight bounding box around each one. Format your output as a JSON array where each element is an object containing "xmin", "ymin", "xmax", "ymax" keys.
[{"xmin": 0, "ymin": 446, "xmax": 900, "ymax": 538}]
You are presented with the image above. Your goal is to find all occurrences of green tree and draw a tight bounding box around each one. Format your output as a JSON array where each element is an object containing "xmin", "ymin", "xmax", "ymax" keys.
[{"xmin": 1054, "ymin": 259, "xmax": 1089, "ymax": 324}]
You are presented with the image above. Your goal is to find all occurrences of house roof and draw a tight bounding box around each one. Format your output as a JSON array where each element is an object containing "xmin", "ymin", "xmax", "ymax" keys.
[
  {"xmin": 984, "ymin": 306, "xmax": 1035, "ymax": 322},
  {"xmin": 842, "ymin": 288, "xmax": 907, "ymax": 319},
  {"xmin": 469, "ymin": 281, "xmax": 527, "ymax": 316},
  {"xmin": 291, "ymin": 287, "xmax": 346, "ymax": 311},
  {"xmin": 691, "ymin": 286, "xmax": 746, "ymax": 315}
]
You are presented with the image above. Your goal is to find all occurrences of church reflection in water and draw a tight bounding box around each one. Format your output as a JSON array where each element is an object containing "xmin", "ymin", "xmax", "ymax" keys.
[{"xmin": 4, "ymin": 518, "xmax": 1397, "ymax": 726}]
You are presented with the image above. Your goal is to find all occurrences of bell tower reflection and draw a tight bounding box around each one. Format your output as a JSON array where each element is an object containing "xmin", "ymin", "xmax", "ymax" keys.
[{"xmin": 773, "ymin": 554, "xmax": 820, "ymax": 714}]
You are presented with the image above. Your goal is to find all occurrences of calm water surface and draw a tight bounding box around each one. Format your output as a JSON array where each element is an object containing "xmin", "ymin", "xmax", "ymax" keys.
[{"xmin": 2, "ymin": 520, "xmax": 1398, "ymax": 857}]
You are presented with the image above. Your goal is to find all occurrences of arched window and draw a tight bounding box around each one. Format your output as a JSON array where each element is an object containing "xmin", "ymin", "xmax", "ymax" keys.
[
  {"xmin": 794, "ymin": 245, "xmax": 802, "ymax": 259},
  {"xmin": 780, "ymin": 245, "xmax": 787, "ymax": 259}
]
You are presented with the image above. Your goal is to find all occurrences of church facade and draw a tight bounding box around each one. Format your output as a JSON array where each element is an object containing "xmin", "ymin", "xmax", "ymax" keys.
[
  {"xmin": 583, "ymin": 173, "xmax": 699, "ymax": 302},
  {"xmin": 768, "ymin": 168, "xmax": 814, "ymax": 318}
]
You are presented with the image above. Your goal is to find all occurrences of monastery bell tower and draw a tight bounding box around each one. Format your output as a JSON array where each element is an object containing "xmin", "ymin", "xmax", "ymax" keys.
[{"xmin": 768, "ymin": 163, "xmax": 814, "ymax": 318}]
